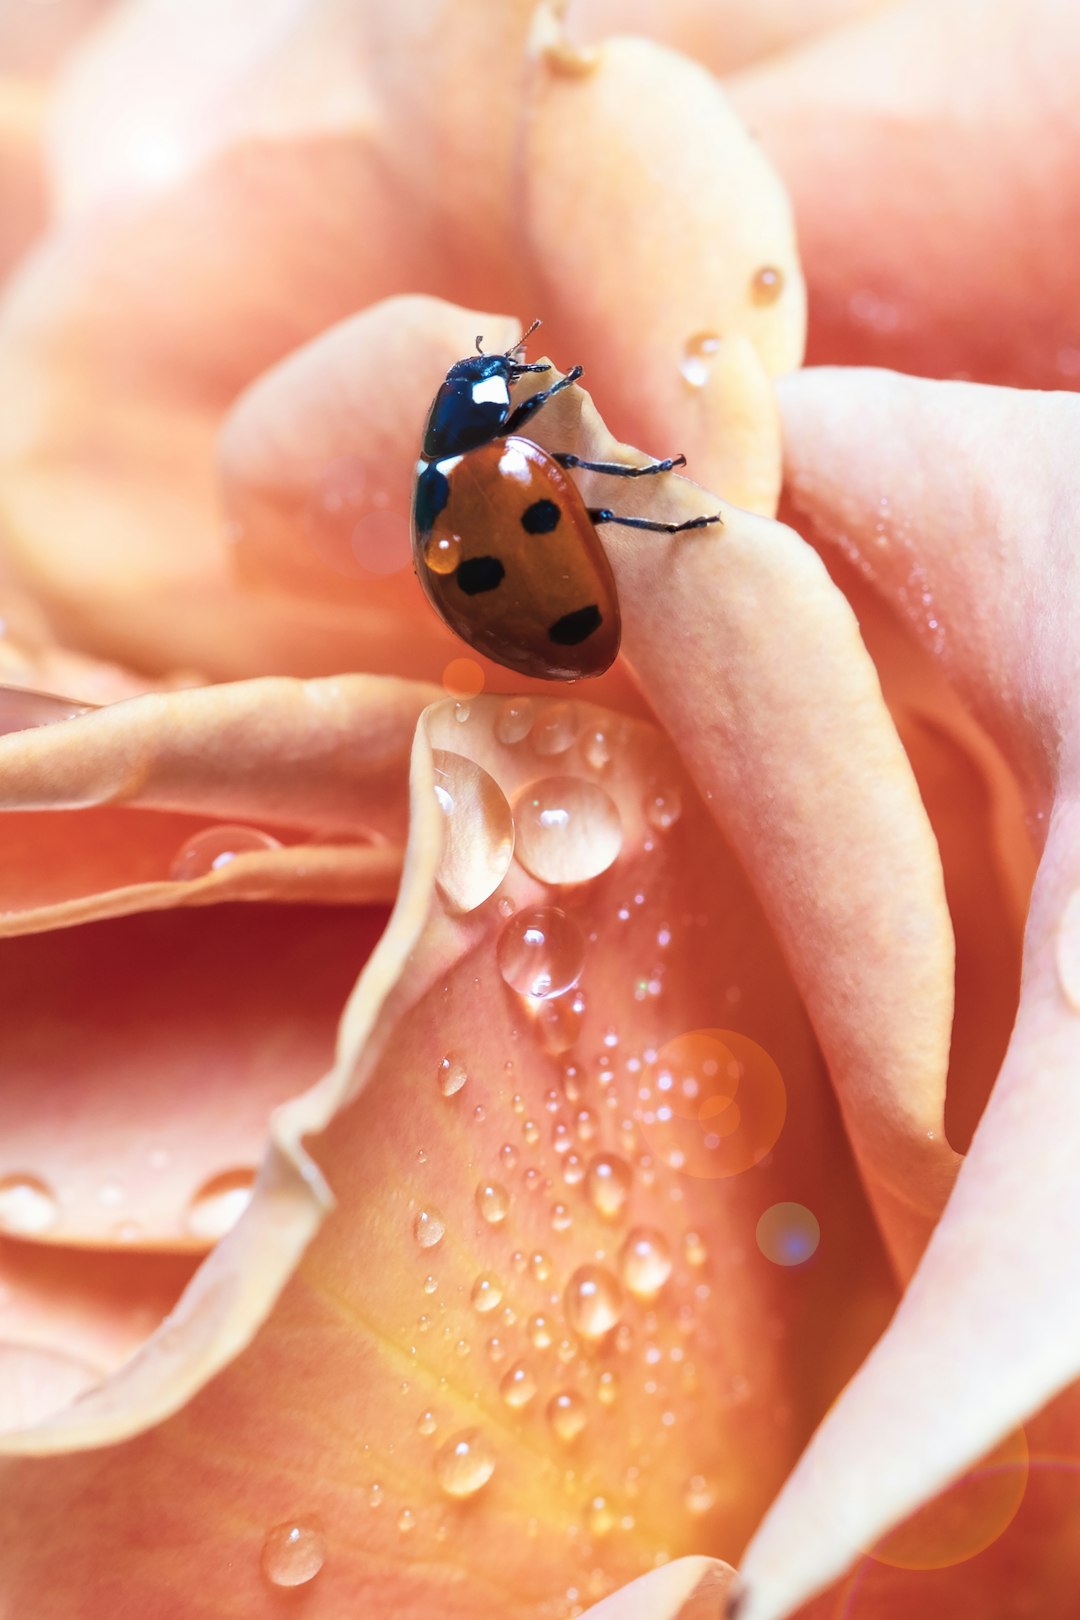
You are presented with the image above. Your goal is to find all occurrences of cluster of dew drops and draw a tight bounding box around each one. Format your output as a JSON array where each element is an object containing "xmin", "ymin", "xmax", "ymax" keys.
[{"xmin": 259, "ymin": 699, "xmax": 730, "ymax": 1612}]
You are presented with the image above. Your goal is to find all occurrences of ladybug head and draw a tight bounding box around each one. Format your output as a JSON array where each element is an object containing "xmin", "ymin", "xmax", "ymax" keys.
[{"xmin": 422, "ymin": 321, "xmax": 547, "ymax": 460}]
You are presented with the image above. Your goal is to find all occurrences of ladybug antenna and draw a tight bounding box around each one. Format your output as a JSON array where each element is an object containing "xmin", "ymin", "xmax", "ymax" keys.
[
  {"xmin": 475, "ymin": 334, "xmax": 485, "ymax": 355},
  {"xmin": 506, "ymin": 318, "xmax": 542, "ymax": 358}
]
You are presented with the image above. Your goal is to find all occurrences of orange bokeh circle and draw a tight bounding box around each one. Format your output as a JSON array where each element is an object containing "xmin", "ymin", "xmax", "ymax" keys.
[
  {"xmin": 870, "ymin": 1426, "xmax": 1029, "ymax": 1572},
  {"xmin": 637, "ymin": 1029, "xmax": 786, "ymax": 1179}
]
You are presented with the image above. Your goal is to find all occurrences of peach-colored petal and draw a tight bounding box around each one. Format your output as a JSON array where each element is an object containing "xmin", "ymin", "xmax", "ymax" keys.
[
  {"xmin": 729, "ymin": 0, "xmax": 1080, "ymax": 387},
  {"xmin": 724, "ymin": 366, "xmax": 1080, "ymax": 1619},
  {"xmin": 582, "ymin": 1557, "xmax": 735, "ymax": 1619},
  {"xmin": 510, "ymin": 369, "xmax": 956, "ymax": 1275},
  {"xmin": 0, "ymin": 694, "xmax": 893, "ymax": 1619},
  {"xmin": 522, "ymin": 26, "xmax": 803, "ymax": 508},
  {"xmin": 0, "ymin": 674, "xmax": 435, "ymax": 931},
  {"xmin": 0, "ymin": 79, "xmax": 47, "ymax": 283}
]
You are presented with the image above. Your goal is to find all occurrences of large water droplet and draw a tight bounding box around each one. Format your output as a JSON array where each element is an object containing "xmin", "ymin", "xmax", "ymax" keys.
[
  {"xmin": 476, "ymin": 1182, "xmax": 510, "ymax": 1225},
  {"xmin": 495, "ymin": 698, "xmax": 535, "ymax": 745},
  {"xmin": 547, "ymin": 1389, "xmax": 588, "ymax": 1444},
  {"xmin": 565, "ymin": 1264, "xmax": 623, "ymax": 1341},
  {"xmin": 435, "ymin": 1428, "xmax": 496, "ymax": 1498},
  {"xmin": 500, "ymin": 1359, "xmax": 538, "ymax": 1408},
  {"xmin": 260, "ymin": 1522, "xmax": 325, "ymax": 1587},
  {"xmin": 618, "ymin": 1229, "xmax": 672, "ymax": 1299},
  {"xmin": 585, "ymin": 1154, "xmax": 633, "ymax": 1222},
  {"xmin": 437, "ymin": 1053, "xmax": 469, "ymax": 1097},
  {"xmin": 431, "ymin": 750, "xmax": 515, "ymax": 914},
  {"xmin": 185, "ymin": 1169, "xmax": 255, "ymax": 1242},
  {"xmin": 513, "ymin": 776, "xmax": 623, "ymax": 886},
  {"xmin": 470, "ymin": 1273, "xmax": 504, "ymax": 1313},
  {"xmin": 680, "ymin": 331, "xmax": 722, "ymax": 389},
  {"xmin": 0, "ymin": 1174, "xmax": 57, "ymax": 1236},
  {"xmin": 532, "ymin": 703, "xmax": 579, "ymax": 756},
  {"xmin": 413, "ymin": 1207, "xmax": 446, "ymax": 1249},
  {"xmin": 497, "ymin": 907, "xmax": 585, "ymax": 1000},
  {"xmin": 170, "ymin": 825, "xmax": 281, "ymax": 881}
]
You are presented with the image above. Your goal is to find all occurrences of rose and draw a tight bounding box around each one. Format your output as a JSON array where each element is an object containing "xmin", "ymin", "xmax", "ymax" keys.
[{"xmin": 0, "ymin": 3, "xmax": 1078, "ymax": 1619}]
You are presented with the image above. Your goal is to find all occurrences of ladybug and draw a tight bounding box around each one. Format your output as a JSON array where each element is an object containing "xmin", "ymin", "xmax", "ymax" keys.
[{"xmin": 412, "ymin": 320, "xmax": 722, "ymax": 681}]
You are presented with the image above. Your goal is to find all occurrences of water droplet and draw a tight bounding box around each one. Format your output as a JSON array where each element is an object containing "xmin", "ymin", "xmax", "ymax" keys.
[
  {"xmin": 437, "ymin": 1053, "xmax": 469, "ymax": 1097},
  {"xmin": 575, "ymin": 1108, "xmax": 598, "ymax": 1144},
  {"xmin": 756, "ymin": 1202, "xmax": 820, "ymax": 1266},
  {"xmin": 596, "ymin": 1369, "xmax": 619, "ymax": 1407},
  {"xmin": 587, "ymin": 1496, "xmax": 616, "ymax": 1537},
  {"xmin": 536, "ymin": 987, "xmax": 587, "ymax": 1055},
  {"xmin": 470, "ymin": 1273, "xmax": 504, "ymax": 1313},
  {"xmin": 423, "ymin": 1273, "xmax": 438, "ymax": 1295},
  {"xmin": 585, "ymin": 1154, "xmax": 633, "ymax": 1221},
  {"xmin": 495, "ymin": 697, "xmax": 535, "ymax": 745},
  {"xmin": 260, "ymin": 1522, "xmax": 325, "ymax": 1587},
  {"xmin": 547, "ymin": 1389, "xmax": 588, "ymax": 1444},
  {"xmin": 0, "ymin": 1174, "xmax": 57, "ymax": 1236},
  {"xmin": 476, "ymin": 1182, "xmax": 510, "ymax": 1225},
  {"xmin": 413, "ymin": 1207, "xmax": 446, "ymax": 1248},
  {"xmin": 532, "ymin": 703, "xmax": 579, "ymax": 756},
  {"xmin": 431, "ymin": 750, "xmax": 515, "ymax": 914},
  {"xmin": 170, "ymin": 824, "xmax": 281, "ymax": 881},
  {"xmin": 513, "ymin": 776, "xmax": 623, "ymax": 886},
  {"xmin": 500, "ymin": 1359, "xmax": 538, "ymax": 1408},
  {"xmin": 684, "ymin": 1231, "xmax": 708, "ymax": 1267},
  {"xmin": 1056, "ymin": 889, "xmax": 1080, "ymax": 1009},
  {"xmin": 644, "ymin": 786, "xmax": 682, "ymax": 831},
  {"xmin": 680, "ymin": 331, "xmax": 722, "ymax": 389},
  {"xmin": 618, "ymin": 1229, "xmax": 672, "ymax": 1299},
  {"xmin": 580, "ymin": 727, "xmax": 612, "ymax": 771},
  {"xmin": 531, "ymin": 1251, "xmax": 553, "ymax": 1283},
  {"xmin": 435, "ymin": 1428, "xmax": 496, "ymax": 1498},
  {"xmin": 522, "ymin": 1119, "xmax": 541, "ymax": 1148},
  {"xmin": 551, "ymin": 1202, "xmax": 573, "ymax": 1233},
  {"xmin": 565, "ymin": 1265, "xmax": 623, "ymax": 1341},
  {"xmin": 425, "ymin": 533, "xmax": 462, "ymax": 574},
  {"xmin": 529, "ymin": 1313, "xmax": 555, "ymax": 1350},
  {"xmin": 185, "ymin": 1169, "xmax": 255, "ymax": 1242},
  {"xmin": 368, "ymin": 1482, "xmax": 384, "ymax": 1507},
  {"xmin": 487, "ymin": 1335, "xmax": 507, "ymax": 1363},
  {"xmin": 417, "ymin": 1410, "xmax": 438, "ymax": 1437},
  {"xmin": 563, "ymin": 1154, "xmax": 585, "ymax": 1187},
  {"xmin": 397, "ymin": 1507, "xmax": 416, "ymax": 1534},
  {"xmin": 500, "ymin": 1143, "xmax": 519, "ymax": 1170},
  {"xmin": 685, "ymin": 1475, "xmax": 716, "ymax": 1515},
  {"xmin": 497, "ymin": 907, "xmax": 585, "ymax": 1000},
  {"xmin": 751, "ymin": 265, "xmax": 785, "ymax": 305}
]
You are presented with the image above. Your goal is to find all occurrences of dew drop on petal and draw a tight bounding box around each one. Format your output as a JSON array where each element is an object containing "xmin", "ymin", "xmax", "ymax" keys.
[
  {"xmin": 417, "ymin": 1410, "xmax": 438, "ymax": 1437},
  {"xmin": 565, "ymin": 1265, "xmax": 623, "ymax": 1341},
  {"xmin": 644, "ymin": 786, "xmax": 682, "ymax": 831},
  {"xmin": 585, "ymin": 1154, "xmax": 633, "ymax": 1222},
  {"xmin": 495, "ymin": 697, "xmax": 535, "ymax": 745},
  {"xmin": 500, "ymin": 1143, "xmax": 519, "ymax": 1171},
  {"xmin": 500, "ymin": 1359, "xmax": 538, "ymax": 1409},
  {"xmin": 563, "ymin": 1153, "xmax": 585, "ymax": 1187},
  {"xmin": 470, "ymin": 1273, "xmax": 504, "ymax": 1313},
  {"xmin": 751, "ymin": 265, "xmax": 785, "ymax": 305},
  {"xmin": 435, "ymin": 1428, "xmax": 496, "ymax": 1499},
  {"xmin": 523, "ymin": 1118, "xmax": 541, "ymax": 1147},
  {"xmin": 413, "ymin": 1207, "xmax": 446, "ymax": 1249},
  {"xmin": 684, "ymin": 1231, "xmax": 708, "ymax": 1268},
  {"xmin": 431, "ymin": 750, "xmax": 515, "ymax": 914},
  {"xmin": 0, "ymin": 1174, "xmax": 58, "ymax": 1236},
  {"xmin": 551, "ymin": 1202, "xmax": 573, "ymax": 1233},
  {"xmin": 532, "ymin": 702, "xmax": 579, "ymax": 756},
  {"xmin": 186, "ymin": 1169, "xmax": 255, "ymax": 1242},
  {"xmin": 398, "ymin": 1508, "xmax": 416, "ymax": 1534},
  {"xmin": 476, "ymin": 1182, "xmax": 510, "ymax": 1225},
  {"xmin": 618, "ymin": 1229, "xmax": 673, "ymax": 1300},
  {"xmin": 497, "ymin": 907, "xmax": 585, "ymax": 1000},
  {"xmin": 170, "ymin": 824, "xmax": 281, "ymax": 881},
  {"xmin": 536, "ymin": 987, "xmax": 587, "ymax": 1055},
  {"xmin": 437, "ymin": 1053, "xmax": 469, "ymax": 1097},
  {"xmin": 587, "ymin": 1496, "xmax": 616, "ymax": 1537},
  {"xmin": 596, "ymin": 1369, "xmax": 620, "ymax": 1407},
  {"xmin": 260, "ymin": 1523, "xmax": 325, "ymax": 1588},
  {"xmin": 547, "ymin": 1389, "xmax": 588, "ymax": 1444},
  {"xmin": 425, "ymin": 533, "xmax": 462, "ymax": 574},
  {"xmin": 514, "ymin": 776, "xmax": 623, "ymax": 886},
  {"xmin": 580, "ymin": 726, "xmax": 612, "ymax": 771},
  {"xmin": 684, "ymin": 1475, "xmax": 716, "ymax": 1515},
  {"xmin": 529, "ymin": 1313, "xmax": 554, "ymax": 1350},
  {"xmin": 679, "ymin": 331, "xmax": 722, "ymax": 389},
  {"xmin": 531, "ymin": 1251, "xmax": 553, "ymax": 1283}
]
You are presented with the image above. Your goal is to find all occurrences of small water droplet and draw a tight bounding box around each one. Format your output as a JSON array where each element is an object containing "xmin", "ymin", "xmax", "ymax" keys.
[
  {"xmin": 531, "ymin": 1251, "xmax": 553, "ymax": 1283},
  {"xmin": 565, "ymin": 1265, "xmax": 623, "ymax": 1341},
  {"xmin": 618, "ymin": 1229, "xmax": 672, "ymax": 1299},
  {"xmin": 532, "ymin": 702, "xmax": 579, "ymax": 756},
  {"xmin": 500, "ymin": 1143, "xmax": 519, "ymax": 1170},
  {"xmin": 684, "ymin": 1231, "xmax": 708, "ymax": 1267},
  {"xmin": 500, "ymin": 1359, "xmax": 538, "ymax": 1408},
  {"xmin": 497, "ymin": 895, "xmax": 515, "ymax": 918},
  {"xmin": 186, "ymin": 1169, "xmax": 255, "ymax": 1242},
  {"xmin": 529, "ymin": 1313, "xmax": 555, "ymax": 1350},
  {"xmin": 575, "ymin": 1108, "xmax": 598, "ymax": 1144},
  {"xmin": 423, "ymin": 1273, "xmax": 438, "ymax": 1295},
  {"xmin": 562, "ymin": 1153, "xmax": 585, "ymax": 1186},
  {"xmin": 413, "ymin": 1207, "xmax": 446, "ymax": 1248},
  {"xmin": 580, "ymin": 727, "xmax": 612, "ymax": 771},
  {"xmin": 751, "ymin": 265, "xmax": 785, "ymax": 305},
  {"xmin": 260, "ymin": 1522, "xmax": 325, "ymax": 1587},
  {"xmin": 487, "ymin": 1335, "xmax": 507, "ymax": 1363},
  {"xmin": 684, "ymin": 1475, "xmax": 716, "ymax": 1515},
  {"xmin": 597, "ymin": 1369, "xmax": 619, "ymax": 1407},
  {"xmin": 644, "ymin": 786, "xmax": 682, "ymax": 831},
  {"xmin": 170, "ymin": 824, "xmax": 281, "ymax": 881},
  {"xmin": 587, "ymin": 1496, "xmax": 616, "ymax": 1537},
  {"xmin": 417, "ymin": 1409, "xmax": 438, "ymax": 1436},
  {"xmin": 476, "ymin": 1182, "xmax": 510, "ymax": 1225},
  {"xmin": 522, "ymin": 1118, "xmax": 541, "ymax": 1147},
  {"xmin": 497, "ymin": 906, "xmax": 585, "ymax": 1000},
  {"xmin": 536, "ymin": 986, "xmax": 587, "ymax": 1055},
  {"xmin": 680, "ymin": 331, "xmax": 722, "ymax": 389},
  {"xmin": 547, "ymin": 1389, "xmax": 588, "ymax": 1444},
  {"xmin": 368, "ymin": 1482, "xmax": 384, "ymax": 1508},
  {"xmin": 398, "ymin": 1507, "xmax": 416, "ymax": 1534},
  {"xmin": 495, "ymin": 697, "xmax": 535, "ymax": 745},
  {"xmin": 437, "ymin": 1053, "xmax": 469, "ymax": 1097},
  {"xmin": 0, "ymin": 1174, "xmax": 57, "ymax": 1236},
  {"xmin": 585, "ymin": 1153, "xmax": 633, "ymax": 1221},
  {"xmin": 425, "ymin": 533, "xmax": 462, "ymax": 574},
  {"xmin": 435, "ymin": 1428, "xmax": 496, "ymax": 1498},
  {"xmin": 551, "ymin": 1202, "xmax": 573, "ymax": 1233},
  {"xmin": 513, "ymin": 776, "xmax": 623, "ymax": 886},
  {"xmin": 470, "ymin": 1273, "xmax": 504, "ymax": 1313}
]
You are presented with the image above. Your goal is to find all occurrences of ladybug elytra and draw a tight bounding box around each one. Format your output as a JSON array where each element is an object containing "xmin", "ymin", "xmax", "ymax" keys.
[{"xmin": 411, "ymin": 321, "xmax": 721, "ymax": 681}]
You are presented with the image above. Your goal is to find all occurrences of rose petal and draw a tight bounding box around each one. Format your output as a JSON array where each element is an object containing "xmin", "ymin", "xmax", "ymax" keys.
[
  {"xmin": 0, "ymin": 79, "xmax": 47, "ymax": 284},
  {"xmin": 0, "ymin": 695, "xmax": 893, "ymax": 1620},
  {"xmin": 729, "ymin": 0, "xmax": 1080, "ymax": 387},
  {"xmin": 582, "ymin": 1557, "xmax": 735, "ymax": 1619}
]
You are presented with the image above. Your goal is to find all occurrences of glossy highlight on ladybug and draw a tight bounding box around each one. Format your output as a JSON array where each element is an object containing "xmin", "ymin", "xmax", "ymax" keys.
[{"xmin": 411, "ymin": 320, "xmax": 723, "ymax": 681}]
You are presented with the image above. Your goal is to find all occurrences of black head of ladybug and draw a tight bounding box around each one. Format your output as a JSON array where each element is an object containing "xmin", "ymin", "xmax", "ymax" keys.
[{"xmin": 421, "ymin": 320, "xmax": 548, "ymax": 461}]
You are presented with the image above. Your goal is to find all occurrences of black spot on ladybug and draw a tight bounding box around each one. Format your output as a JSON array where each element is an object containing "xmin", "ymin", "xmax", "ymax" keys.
[
  {"xmin": 413, "ymin": 463, "xmax": 451, "ymax": 533},
  {"xmin": 548, "ymin": 605, "xmax": 602, "ymax": 645},
  {"xmin": 521, "ymin": 498, "xmax": 561, "ymax": 535},
  {"xmin": 456, "ymin": 556, "xmax": 506, "ymax": 595}
]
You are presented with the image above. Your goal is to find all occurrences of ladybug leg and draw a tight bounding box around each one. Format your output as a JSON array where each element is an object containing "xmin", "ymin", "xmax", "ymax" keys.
[
  {"xmin": 502, "ymin": 366, "xmax": 584, "ymax": 433},
  {"xmin": 554, "ymin": 452, "xmax": 686, "ymax": 477},
  {"xmin": 588, "ymin": 507, "xmax": 724, "ymax": 533}
]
